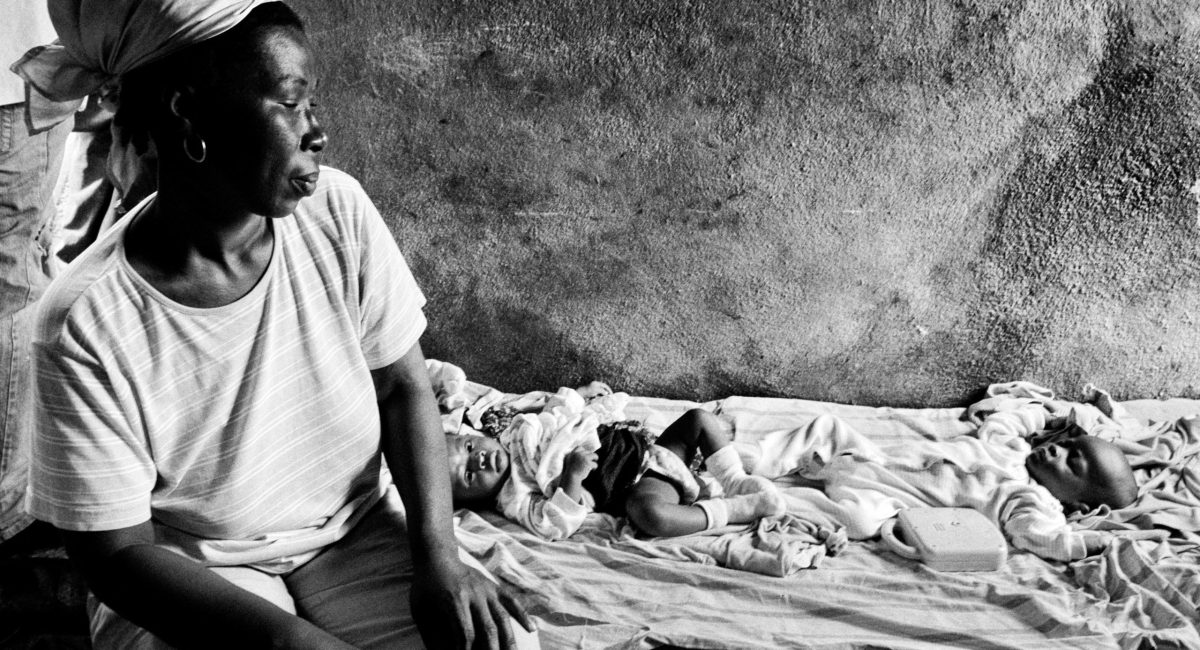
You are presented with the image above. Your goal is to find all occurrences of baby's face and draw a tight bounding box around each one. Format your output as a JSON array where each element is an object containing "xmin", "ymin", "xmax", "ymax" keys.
[
  {"xmin": 445, "ymin": 434, "xmax": 511, "ymax": 502},
  {"xmin": 1025, "ymin": 435, "xmax": 1134, "ymax": 510}
]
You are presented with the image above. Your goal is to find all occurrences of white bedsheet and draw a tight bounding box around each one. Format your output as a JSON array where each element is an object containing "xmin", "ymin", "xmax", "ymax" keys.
[{"xmin": 440, "ymin": 369, "xmax": 1200, "ymax": 649}]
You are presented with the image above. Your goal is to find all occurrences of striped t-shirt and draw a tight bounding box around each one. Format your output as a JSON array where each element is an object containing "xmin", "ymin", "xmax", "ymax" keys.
[{"xmin": 30, "ymin": 167, "xmax": 425, "ymax": 570}]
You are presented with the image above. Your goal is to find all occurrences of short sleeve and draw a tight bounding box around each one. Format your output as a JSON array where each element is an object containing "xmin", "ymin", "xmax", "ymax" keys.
[
  {"xmin": 353, "ymin": 189, "xmax": 427, "ymax": 369},
  {"xmin": 29, "ymin": 334, "xmax": 155, "ymax": 531}
]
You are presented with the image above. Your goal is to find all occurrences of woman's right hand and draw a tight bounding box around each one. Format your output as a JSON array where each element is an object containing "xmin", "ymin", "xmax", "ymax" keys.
[{"xmin": 409, "ymin": 554, "xmax": 533, "ymax": 649}]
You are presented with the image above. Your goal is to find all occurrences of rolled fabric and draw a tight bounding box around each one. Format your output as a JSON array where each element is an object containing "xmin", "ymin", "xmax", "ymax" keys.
[{"xmin": 10, "ymin": 0, "xmax": 278, "ymax": 131}]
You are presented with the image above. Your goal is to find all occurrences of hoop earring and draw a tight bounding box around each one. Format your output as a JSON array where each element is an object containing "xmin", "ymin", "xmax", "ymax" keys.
[{"xmin": 183, "ymin": 133, "xmax": 207, "ymax": 164}]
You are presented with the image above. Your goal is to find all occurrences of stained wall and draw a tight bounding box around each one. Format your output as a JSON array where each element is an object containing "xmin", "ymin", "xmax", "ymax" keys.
[{"xmin": 292, "ymin": 0, "xmax": 1200, "ymax": 406}]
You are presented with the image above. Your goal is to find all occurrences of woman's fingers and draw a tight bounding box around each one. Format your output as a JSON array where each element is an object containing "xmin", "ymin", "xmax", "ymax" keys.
[
  {"xmin": 484, "ymin": 595, "xmax": 514, "ymax": 650},
  {"xmin": 499, "ymin": 588, "xmax": 536, "ymax": 633},
  {"xmin": 455, "ymin": 586, "xmax": 476, "ymax": 649}
]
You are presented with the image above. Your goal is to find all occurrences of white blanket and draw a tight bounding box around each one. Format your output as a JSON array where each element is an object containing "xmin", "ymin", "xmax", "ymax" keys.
[{"xmin": 433, "ymin": 363, "xmax": 1200, "ymax": 648}]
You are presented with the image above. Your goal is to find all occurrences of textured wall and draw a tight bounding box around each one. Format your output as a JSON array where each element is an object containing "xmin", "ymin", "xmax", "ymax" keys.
[{"xmin": 292, "ymin": 0, "xmax": 1200, "ymax": 406}]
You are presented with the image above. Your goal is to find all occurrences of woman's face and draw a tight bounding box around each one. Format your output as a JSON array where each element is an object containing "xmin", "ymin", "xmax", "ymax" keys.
[{"xmin": 198, "ymin": 28, "xmax": 326, "ymax": 218}]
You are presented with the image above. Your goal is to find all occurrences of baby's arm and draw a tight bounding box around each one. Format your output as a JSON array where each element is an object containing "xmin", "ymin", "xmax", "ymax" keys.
[
  {"xmin": 497, "ymin": 389, "xmax": 610, "ymax": 540},
  {"xmin": 499, "ymin": 413, "xmax": 594, "ymax": 540},
  {"xmin": 559, "ymin": 447, "xmax": 599, "ymax": 503},
  {"xmin": 999, "ymin": 487, "xmax": 1097, "ymax": 561},
  {"xmin": 974, "ymin": 404, "xmax": 1048, "ymax": 445},
  {"xmin": 498, "ymin": 477, "xmax": 593, "ymax": 541}
]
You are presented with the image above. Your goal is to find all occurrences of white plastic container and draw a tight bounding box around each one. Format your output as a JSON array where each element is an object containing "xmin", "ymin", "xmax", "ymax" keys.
[{"xmin": 880, "ymin": 507, "xmax": 1008, "ymax": 572}]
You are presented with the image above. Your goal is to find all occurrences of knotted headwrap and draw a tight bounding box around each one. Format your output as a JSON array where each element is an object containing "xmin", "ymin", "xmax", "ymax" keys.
[{"xmin": 10, "ymin": 0, "xmax": 278, "ymax": 131}]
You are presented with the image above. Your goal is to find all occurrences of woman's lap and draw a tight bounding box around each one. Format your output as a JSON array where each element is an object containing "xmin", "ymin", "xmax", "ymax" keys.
[
  {"xmin": 89, "ymin": 490, "xmax": 539, "ymax": 649},
  {"xmin": 285, "ymin": 490, "xmax": 422, "ymax": 648},
  {"xmin": 88, "ymin": 494, "xmax": 421, "ymax": 649}
]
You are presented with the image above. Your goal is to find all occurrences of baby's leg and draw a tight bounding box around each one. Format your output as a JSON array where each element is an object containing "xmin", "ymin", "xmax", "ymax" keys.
[
  {"xmin": 655, "ymin": 409, "xmax": 781, "ymax": 498},
  {"xmin": 625, "ymin": 474, "xmax": 786, "ymax": 537},
  {"xmin": 624, "ymin": 474, "xmax": 708, "ymax": 537},
  {"xmin": 652, "ymin": 408, "xmax": 728, "ymax": 463}
]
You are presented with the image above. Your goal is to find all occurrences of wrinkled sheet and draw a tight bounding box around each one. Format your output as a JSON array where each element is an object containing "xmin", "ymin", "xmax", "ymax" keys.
[{"xmin": 449, "ymin": 381, "xmax": 1200, "ymax": 649}]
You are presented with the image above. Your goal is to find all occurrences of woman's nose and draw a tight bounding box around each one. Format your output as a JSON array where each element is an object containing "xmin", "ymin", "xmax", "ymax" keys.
[
  {"xmin": 303, "ymin": 128, "xmax": 327, "ymax": 152},
  {"xmin": 302, "ymin": 113, "xmax": 327, "ymax": 152}
]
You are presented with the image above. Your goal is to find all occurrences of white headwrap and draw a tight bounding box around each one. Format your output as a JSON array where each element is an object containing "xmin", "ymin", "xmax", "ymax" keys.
[{"xmin": 10, "ymin": 0, "xmax": 278, "ymax": 131}]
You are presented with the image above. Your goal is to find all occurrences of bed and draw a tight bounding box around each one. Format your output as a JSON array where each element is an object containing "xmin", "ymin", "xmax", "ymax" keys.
[{"xmin": 434, "ymin": 364, "xmax": 1200, "ymax": 650}]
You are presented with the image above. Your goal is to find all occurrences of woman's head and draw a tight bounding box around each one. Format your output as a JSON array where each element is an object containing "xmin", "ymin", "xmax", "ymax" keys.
[{"xmin": 117, "ymin": 2, "xmax": 327, "ymax": 217}]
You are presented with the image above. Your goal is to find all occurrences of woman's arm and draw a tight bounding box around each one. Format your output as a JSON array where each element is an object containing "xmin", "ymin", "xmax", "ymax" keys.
[
  {"xmin": 373, "ymin": 343, "xmax": 534, "ymax": 650},
  {"xmin": 61, "ymin": 523, "xmax": 353, "ymax": 649}
]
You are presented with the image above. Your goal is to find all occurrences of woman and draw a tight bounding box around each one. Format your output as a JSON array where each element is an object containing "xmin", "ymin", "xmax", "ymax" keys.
[{"xmin": 15, "ymin": 1, "xmax": 535, "ymax": 648}]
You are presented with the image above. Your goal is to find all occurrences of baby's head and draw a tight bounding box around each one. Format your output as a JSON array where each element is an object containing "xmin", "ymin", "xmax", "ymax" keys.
[
  {"xmin": 1025, "ymin": 435, "xmax": 1137, "ymax": 513},
  {"xmin": 444, "ymin": 433, "xmax": 511, "ymax": 505}
]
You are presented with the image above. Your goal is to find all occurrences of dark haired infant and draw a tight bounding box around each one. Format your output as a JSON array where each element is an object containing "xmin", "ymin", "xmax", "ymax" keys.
[{"xmin": 445, "ymin": 385, "xmax": 787, "ymax": 541}]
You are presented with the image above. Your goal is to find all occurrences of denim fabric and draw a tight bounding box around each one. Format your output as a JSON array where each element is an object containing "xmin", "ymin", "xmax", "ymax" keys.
[
  {"xmin": 48, "ymin": 127, "xmax": 117, "ymax": 272},
  {"xmin": 0, "ymin": 103, "xmax": 70, "ymax": 541}
]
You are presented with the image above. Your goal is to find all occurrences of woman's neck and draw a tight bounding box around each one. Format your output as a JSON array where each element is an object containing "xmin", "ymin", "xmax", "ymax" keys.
[
  {"xmin": 147, "ymin": 195, "xmax": 268, "ymax": 262},
  {"xmin": 125, "ymin": 178, "xmax": 276, "ymax": 308},
  {"xmin": 149, "ymin": 168, "xmax": 270, "ymax": 258}
]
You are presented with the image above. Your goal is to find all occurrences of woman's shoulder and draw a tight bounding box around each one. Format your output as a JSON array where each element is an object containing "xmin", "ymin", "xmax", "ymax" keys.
[
  {"xmin": 309, "ymin": 166, "xmax": 370, "ymax": 206},
  {"xmin": 293, "ymin": 166, "xmax": 376, "ymax": 230},
  {"xmin": 286, "ymin": 166, "xmax": 392, "ymax": 269},
  {"xmin": 35, "ymin": 219, "xmax": 135, "ymax": 348},
  {"xmin": 314, "ymin": 165, "xmax": 363, "ymax": 190}
]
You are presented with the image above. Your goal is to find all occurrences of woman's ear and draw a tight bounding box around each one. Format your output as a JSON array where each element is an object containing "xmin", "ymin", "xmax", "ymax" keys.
[
  {"xmin": 167, "ymin": 87, "xmax": 211, "ymax": 164},
  {"xmin": 168, "ymin": 89, "xmax": 186, "ymax": 117},
  {"xmin": 167, "ymin": 87, "xmax": 201, "ymax": 129}
]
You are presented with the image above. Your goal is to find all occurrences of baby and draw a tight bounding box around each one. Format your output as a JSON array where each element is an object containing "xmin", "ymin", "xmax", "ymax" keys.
[
  {"xmin": 1023, "ymin": 423, "xmax": 1137, "ymax": 513},
  {"xmin": 445, "ymin": 392, "xmax": 787, "ymax": 541},
  {"xmin": 749, "ymin": 404, "xmax": 1143, "ymax": 561}
]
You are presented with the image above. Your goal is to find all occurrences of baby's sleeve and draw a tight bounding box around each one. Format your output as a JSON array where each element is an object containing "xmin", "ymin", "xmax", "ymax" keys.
[
  {"xmin": 974, "ymin": 403, "xmax": 1048, "ymax": 452},
  {"xmin": 999, "ymin": 486, "xmax": 1094, "ymax": 561},
  {"xmin": 497, "ymin": 412, "xmax": 596, "ymax": 540},
  {"xmin": 498, "ymin": 483, "xmax": 591, "ymax": 541}
]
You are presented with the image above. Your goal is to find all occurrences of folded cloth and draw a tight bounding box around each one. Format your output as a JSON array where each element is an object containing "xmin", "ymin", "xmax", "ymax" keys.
[
  {"xmin": 10, "ymin": 0, "xmax": 276, "ymax": 131},
  {"xmin": 584, "ymin": 514, "xmax": 841, "ymax": 577}
]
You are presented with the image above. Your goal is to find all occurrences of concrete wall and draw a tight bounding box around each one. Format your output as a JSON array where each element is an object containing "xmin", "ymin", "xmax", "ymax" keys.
[{"xmin": 293, "ymin": 0, "xmax": 1200, "ymax": 406}]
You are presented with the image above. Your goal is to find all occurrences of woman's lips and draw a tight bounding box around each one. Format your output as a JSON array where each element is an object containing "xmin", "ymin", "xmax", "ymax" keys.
[{"xmin": 291, "ymin": 171, "xmax": 319, "ymax": 196}]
